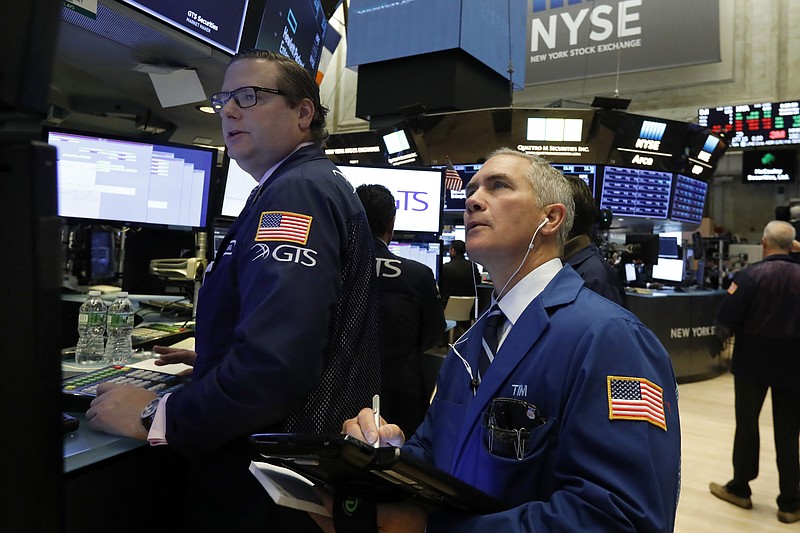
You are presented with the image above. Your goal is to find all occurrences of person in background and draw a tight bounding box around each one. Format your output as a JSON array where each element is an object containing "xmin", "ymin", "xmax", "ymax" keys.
[
  {"xmin": 562, "ymin": 174, "xmax": 627, "ymax": 308},
  {"xmin": 86, "ymin": 50, "xmax": 380, "ymax": 532},
  {"xmin": 314, "ymin": 148, "xmax": 681, "ymax": 532},
  {"xmin": 356, "ymin": 184, "xmax": 446, "ymax": 436},
  {"xmin": 710, "ymin": 220, "xmax": 800, "ymax": 524},
  {"xmin": 439, "ymin": 239, "xmax": 481, "ymax": 305}
]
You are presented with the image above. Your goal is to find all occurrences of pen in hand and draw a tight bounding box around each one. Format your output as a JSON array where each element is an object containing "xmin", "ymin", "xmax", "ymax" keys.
[{"xmin": 372, "ymin": 394, "xmax": 381, "ymax": 448}]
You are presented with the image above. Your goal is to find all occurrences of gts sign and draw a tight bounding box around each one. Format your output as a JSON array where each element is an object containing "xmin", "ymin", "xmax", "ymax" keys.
[{"xmin": 395, "ymin": 190, "xmax": 430, "ymax": 212}]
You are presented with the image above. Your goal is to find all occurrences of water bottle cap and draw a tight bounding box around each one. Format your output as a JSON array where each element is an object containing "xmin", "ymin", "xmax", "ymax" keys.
[
  {"xmin": 117, "ymin": 291, "xmax": 129, "ymax": 297},
  {"xmin": 88, "ymin": 290, "xmax": 102, "ymax": 296}
]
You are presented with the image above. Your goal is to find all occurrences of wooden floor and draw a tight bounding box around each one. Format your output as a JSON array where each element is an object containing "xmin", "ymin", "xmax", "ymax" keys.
[{"xmin": 676, "ymin": 371, "xmax": 797, "ymax": 531}]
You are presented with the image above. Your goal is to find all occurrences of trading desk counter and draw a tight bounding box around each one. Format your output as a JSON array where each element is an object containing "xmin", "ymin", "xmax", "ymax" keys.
[{"xmin": 626, "ymin": 288, "xmax": 727, "ymax": 383}]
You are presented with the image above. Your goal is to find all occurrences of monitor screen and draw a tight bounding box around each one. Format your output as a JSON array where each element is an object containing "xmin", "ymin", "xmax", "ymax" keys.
[
  {"xmin": 602, "ymin": 110, "xmax": 688, "ymax": 172},
  {"xmin": 670, "ymin": 174, "xmax": 708, "ymax": 224},
  {"xmin": 514, "ymin": 109, "xmax": 612, "ymax": 164},
  {"xmin": 624, "ymin": 263, "xmax": 637, "ymax": 284},
  {"xmin": 119, "ymin": 0, "xmax": 250, "ymax": 55},
  {"xmin": 742, "ymin": 148, "xmax": 797, "ymax": 183},
  {"xmin": 432, "ymin": 163, "xmax": 482, "ymax": 213},
  {"xmin": 651, "ymin": 257, "xmax": 684, "ymax": 284},
  {"xmin": 551, "ymin": 163, "xmax": 598, "ymax": 197},
  {"xmin": 336, "ymin": 164, "xmax": 443, "ymax": 234},
  {"xmin": 658, "ymin": 234, "xmax": 680, "ymax": 259},
  {"xmin": 682, "ymin": 124, "xmax": 728, "ymax": 180},
  {"xmin": 698, "ymin": 100, "xmax": 800, "ymax": 148},
  {"xmin": 323, "ymin": 131, "xmax": 386, "ymax": 166},
  {"xmin": 219, "ymin": 156, "xmax": 255, "ymax": 218},
  {"xmin": 376, "ymin": 124, "xmax": 424, "ymax": 166},
  {"xmin": 388, "ymin": 241, "xmax": 440, "ymax": 281},
  {"xmin": 48, "ymin": 129, "xmax": 215, "ymax": 229},
  {"xmin": 250, "ymin": 0, "xmax": 327, "ymax": 78},
  {"xmin": 599, "ymin": 166, "xmax": 673, "ymax": 219}
]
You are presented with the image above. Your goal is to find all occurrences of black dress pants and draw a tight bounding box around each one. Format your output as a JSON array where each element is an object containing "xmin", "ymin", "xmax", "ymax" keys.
[{"xmin": 726, "ymin": 375, "xmax": 800, "ymax": 512}]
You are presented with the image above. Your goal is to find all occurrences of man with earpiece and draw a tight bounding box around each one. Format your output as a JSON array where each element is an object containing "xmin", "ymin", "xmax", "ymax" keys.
[{"xmin": 317, "ymin": 148, "xmax": 681, "ymax": 532}]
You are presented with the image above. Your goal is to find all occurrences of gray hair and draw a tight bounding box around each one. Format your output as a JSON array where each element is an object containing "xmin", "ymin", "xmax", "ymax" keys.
[
  {"xmin": 485, "ymin": 148, "xmax": 575, "ymax": 250},
  {"xmin": 763, "ymin": 220, "xmax": 796, "ymax": 251}
]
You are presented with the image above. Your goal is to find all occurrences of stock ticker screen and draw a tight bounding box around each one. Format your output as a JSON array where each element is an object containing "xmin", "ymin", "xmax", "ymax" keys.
[
  {"xmin": 698, "ymin": 101, "xmax": 800, "ymax": 148},
  {"xmin": 599, "ymin": 166, "xmax": 673, "ymax": 219}
]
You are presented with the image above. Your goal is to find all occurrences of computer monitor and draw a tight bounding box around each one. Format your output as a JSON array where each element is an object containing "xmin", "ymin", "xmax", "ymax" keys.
[
  {"xmin": 118, "ymin": 0, "xmax": 249, "ymax": 55},
  {"xmin": 670, "ymin": 173, "xmax": 708, "ymax": 225},
  {"xmin": 550, "ymin": 163, "xmax": 598, "ymax": 197},
  {"xmin": 431, "ymin": 163, "xmax": 482, "ymax": 213},
  {"xmin": 658, "ymin": 232, "xmax": 681, "ymax": 259},
  {"xmin": 47, "ymin": 129, "xmax": 215, "ymax": 230},
  {"xmin": 624, "ymin": 233, "xmax": 660, "ymax": 265},
  {"xmin": 624, "ymin": 263, "xmax": 637, "ymax": 284},
  {"xmin": 599, "ymin": 166, "xmax": 673, "ymax": 219},
  {"xmin": 219, "ymin": 155, "xmax": 255, "ymax": 219},
  {"xmin": 388, "ymin": 241, "xmax": 441, "ymax": 281},
  {"xmin": 651, "ymin": 257, "xmax": 684, "ymax": 284},
  {"xmin": 336, "ymin": 164, "xmax": 443, "ymax": 234}
]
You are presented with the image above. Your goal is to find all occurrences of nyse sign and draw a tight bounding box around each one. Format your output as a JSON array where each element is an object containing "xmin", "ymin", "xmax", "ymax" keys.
[{"xmin": 525, "ymin": 0, "xmax": 721, "ymax": 86}]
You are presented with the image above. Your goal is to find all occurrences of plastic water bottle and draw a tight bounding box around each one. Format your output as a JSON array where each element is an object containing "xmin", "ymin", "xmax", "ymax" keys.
[
  {"xmin": 104, "ymin": 292, "xmax": 135, "ymax": 365},
  {"xmin": 76, "ymin": 290, "xmax": 107, "ymax": 365}
]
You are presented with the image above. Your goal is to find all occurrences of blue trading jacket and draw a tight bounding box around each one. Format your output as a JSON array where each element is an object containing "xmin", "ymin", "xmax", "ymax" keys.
[
  {"xmin": 406, "ymin": 266, "xmax": 681, "ymax": 532},
  {"xmin": 166, "ymin": 145, "xmax": 380, "ymax": 451}
]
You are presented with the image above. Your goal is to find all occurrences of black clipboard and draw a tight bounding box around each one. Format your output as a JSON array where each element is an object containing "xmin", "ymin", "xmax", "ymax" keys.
[{"xmin": 249, "ymin": 433, "xmax": 507, "ymax": 514}]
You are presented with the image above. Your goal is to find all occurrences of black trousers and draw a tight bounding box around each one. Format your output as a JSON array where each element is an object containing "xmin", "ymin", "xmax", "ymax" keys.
[{"xmin": 726, "ymin": 375, "xmax": 800, "ymax": 512}]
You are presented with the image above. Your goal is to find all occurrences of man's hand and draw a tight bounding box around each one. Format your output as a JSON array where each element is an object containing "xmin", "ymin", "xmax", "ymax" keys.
[
  {"xmin": 152, "ymin": 345, "xmax": 196, "ymax": 376},
  {"xmin": 86, "ymin": 383, "xmax": 156, "ymax": 439},
  {"xmin": 342, "ymin": 407, "xmax": 405, "ymax": 448}
]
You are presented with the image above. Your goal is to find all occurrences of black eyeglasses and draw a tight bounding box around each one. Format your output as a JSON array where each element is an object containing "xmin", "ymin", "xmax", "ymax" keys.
[{"xmin": 209, "ymin": 86, "xmax": 285, "ymax": 113}]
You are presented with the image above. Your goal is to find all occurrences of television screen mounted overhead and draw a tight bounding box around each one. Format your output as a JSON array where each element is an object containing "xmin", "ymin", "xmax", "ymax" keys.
[
  {"xmin": 119, "ymin": 0, "xmax": 250, "ymax": 55},
  {"xmin": 742, "ymin": 149, "xmax": 797, "ymax": 183},
  {"xmin": 599, "ymin": 166, "xmax": 673, "ymax": 220},
  {"xmin": 698, "ymin": 100, "xmax": 800, "ymax": 148},
  {"xmin": 47, "ymin": 129, "xmax": 215, "ymax": 230}
]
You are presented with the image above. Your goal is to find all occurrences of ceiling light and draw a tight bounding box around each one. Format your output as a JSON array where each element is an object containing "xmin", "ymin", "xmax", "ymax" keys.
[{"xmin": 196, "ymin": 105, "xmax": 215, "ymax": 114}]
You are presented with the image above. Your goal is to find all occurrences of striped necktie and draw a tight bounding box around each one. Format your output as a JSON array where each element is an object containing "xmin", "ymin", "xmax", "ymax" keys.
[{"xmin": 479, "ymin": 305, "xmax": 506, "ymax": 382}]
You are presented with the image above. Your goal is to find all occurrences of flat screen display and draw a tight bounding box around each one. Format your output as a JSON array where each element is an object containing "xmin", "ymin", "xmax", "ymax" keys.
[
  {"xmin": 670, "ymin": 174, "xmax": 708, "ymax": 225},
  {"xmin": 682, "ymin": 124, "xmax": 728, "ymax": 180},
  {"xmin": 742, "ymin": 149, "xmax": 797, "ymax": 183},
  {"xmin": 388, "ymin": 241, "xmax": 440, "ymax": 281},
  {"xmin": 324, "ymin": 131, "xmax": 386, "ymax": 166},
  {"xmin": 119, "ymin": 0, "xmax": 249, "ymax": 55},
  {"xmin": 651, "ymin": 257, "xmax": 684, "ymax": 284},
  {"xmin": 251, "ymin": 0, "xmax": 327, "ymax": 77},
  {"xmin": 48, "ymin": 129, "xmax": 215, "ymax": 229},
  {"xmin": 514, "ymin": 109, "xmax": 611, "ymax": 164},
  {"xmin": 551, "ymin": 163, "xmax": 598, "ymax": 197},
  {"xmin": 699, "ymin": 100, "xmax": 800, "ymax": 148},
  {"xmin": 219, "ymin": 156, "xmax": 255, "ymax": 218},
  {"xmin": 599, "ymin": 166, "xmax": 673, "ymax": 219},
  {"xmin": 336, "ymin": 164, "xmax": 443, "ymax": 234},
  {"xmin": 603, "ymin": 110, "xmax": 688, "ymax": 172},
  {"xmin": 432, "ymin": 163, "xmax": 482, "ymax": 213}
]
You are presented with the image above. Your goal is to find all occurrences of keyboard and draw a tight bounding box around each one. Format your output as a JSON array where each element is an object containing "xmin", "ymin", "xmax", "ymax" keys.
[
  {"xmin": 131, "ymin": 323, "xmax": 193, "ymax": 350},
  {"xmin": 62, "ymin": 365, "xmax": 189, "ymax": 410}
]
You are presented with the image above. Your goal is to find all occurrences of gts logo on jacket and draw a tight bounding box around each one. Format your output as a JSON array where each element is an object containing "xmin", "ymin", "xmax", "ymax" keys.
[{"xmin": 251, "ymin": 243, "xmax": 318, "ymax": 267}]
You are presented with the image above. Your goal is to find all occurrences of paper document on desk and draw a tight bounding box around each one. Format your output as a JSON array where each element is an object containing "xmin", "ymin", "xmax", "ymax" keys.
[
  {"xmin": 249, "ymin": 461, "xmax": 331, "ymax": 517},
  {"xmin": 129, "ymin": 337, "xmax": 194, "ymax": 374}
]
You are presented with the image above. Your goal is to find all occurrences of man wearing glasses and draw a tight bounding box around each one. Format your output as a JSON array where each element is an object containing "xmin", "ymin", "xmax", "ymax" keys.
[{"xmin": 87, "ymin": 50, "xmax": 380, "ymax": 531}]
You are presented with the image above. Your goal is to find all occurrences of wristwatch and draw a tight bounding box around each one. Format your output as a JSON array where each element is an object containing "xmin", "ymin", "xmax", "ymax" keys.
[{"xmin": 140, "ymin": 397, "xmax": 161, "ymax": 431}]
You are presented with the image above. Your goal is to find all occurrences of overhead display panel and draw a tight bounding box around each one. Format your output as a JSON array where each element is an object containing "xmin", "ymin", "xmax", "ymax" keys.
[
  {"xmin": 698, "ymin": 100, "xmax": 800, "ymax": 148},
  {"xmin": 670, "ymin": 174, "xmax": 708, "ymax": 225},
  {"xmin": 602, "ymin": 110, "xmax": 688, "ymax": 172},
  {"xmin": 682, "ymin": 124, "xmax": 728, "ymax": 180},
  {"xmin": 119, "ymin": 0, "xmax": 249, "ymax": 55},
  {"xmin": 514, "ymin": 109, "xmax": 613, "ymax": 164}
]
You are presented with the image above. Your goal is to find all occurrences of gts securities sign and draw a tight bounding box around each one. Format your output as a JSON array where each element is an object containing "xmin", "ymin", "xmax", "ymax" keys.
[{"xmin": 525, "ymin": 0, "xmax": 720, "ymax": 85}]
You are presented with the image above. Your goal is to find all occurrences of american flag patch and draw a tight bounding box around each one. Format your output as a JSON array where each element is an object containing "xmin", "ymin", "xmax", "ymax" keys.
[
  {"xmin": 255, "ymin": 211, "xmax": 312, "ymax": 245},
  {"xmin": 607, "ymin": 376, "xmax": 666, "ymax": 431},
  {"xmin": 444, "ymin": 161, "xmax": 463, "ymax": 191}
]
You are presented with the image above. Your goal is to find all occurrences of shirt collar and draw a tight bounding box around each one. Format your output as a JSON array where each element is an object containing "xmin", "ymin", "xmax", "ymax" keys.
[
  {"xmin": 492, "ymin": 258, "xmax": 563, "ymax": 325},
  {"xmin": 257, "ymin": 142, "xmax": 314, "ymax": 187}
]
